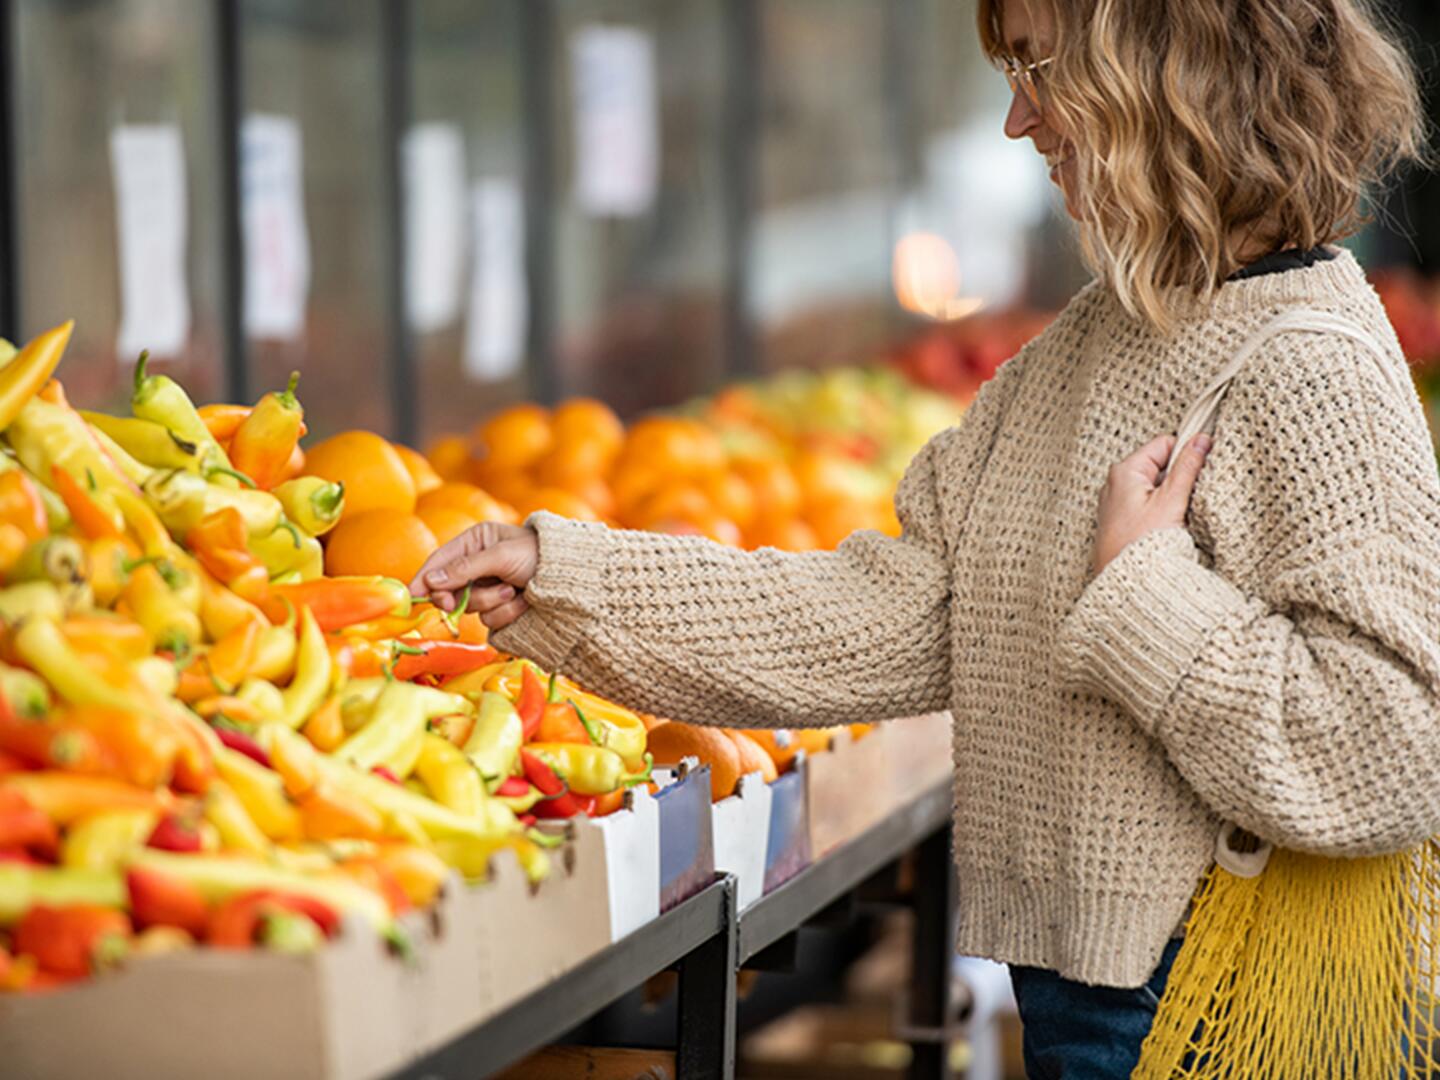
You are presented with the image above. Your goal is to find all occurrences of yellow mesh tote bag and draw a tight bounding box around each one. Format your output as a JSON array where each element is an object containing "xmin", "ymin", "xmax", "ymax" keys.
[{"xmin": 1132, "ymin": 310, "xmax": 1439, "ymax": 1079}]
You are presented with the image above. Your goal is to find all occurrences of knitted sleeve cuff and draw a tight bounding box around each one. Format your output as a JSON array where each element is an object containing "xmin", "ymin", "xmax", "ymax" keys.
[
  {"xmin": 488, "ymin": 511, "xmax": 612, "ymax": 671},
  {"xmin": 1055, "ymin": 528, "xmax": 1251, "ymax": 735}
]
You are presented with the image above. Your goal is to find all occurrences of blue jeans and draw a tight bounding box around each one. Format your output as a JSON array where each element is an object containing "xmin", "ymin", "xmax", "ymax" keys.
[{"xmin": 1009, "ymin": 938, "xmax": 1184, "ymax": 1080}]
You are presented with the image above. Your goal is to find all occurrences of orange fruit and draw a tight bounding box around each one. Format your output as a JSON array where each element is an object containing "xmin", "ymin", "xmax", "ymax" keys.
[
  {"xmin": 425, "ymin": 434, "xmax": 474, "ymax": 483},
  {"xmin": 394, "ymin": 444, "xmax": 443, "ymax": 496},
  {"xmin": 510, "ymin": 487, "xmax": 601, "ymax": 523},
  {"xmin": 562, "ymin": 476, "xmax": 617, "ymax": 520},
  {"xmin": 726, "ymin": 731, "xmax": 779, "ymax": 784},
  {"xmin": 304, "ymin": 431, "xmax": 416, "ymax": 516},
  {"xmin": 792, "ymin": 450, "xmax": 861, "ymax": 511},
  {"xmin": 617, "ymin": 417, "xmax": 724, "ymax": 478},
  {"xmin": 650, "ymin": 512, "xmax": 743, "ymax": 547},
  {"xmin": 732, "ymin": 457, "xmax": 801, "ymax": 522},
  {"xmin": 468, "ymin": 466, "xmax": 534, "ymax": 512},
  {"xmin": 417, "ymin": 482, "xmax": 519, "ymax": 526},
  {"xmin": 805, "ymin": 498, "xmax": 889, "ymax": 550},
  {"xmin": 701, "ymin": 472, "xmax": 756, "ymax": 531},
  {"xmin": 634, "ymin": 483, "xmax": 712, "ymax": 530},
  {"xmin": 416, "ymin": 505, "xmax": 478, "ymax": 546},
  {"xmin": 551, "ymin": 398, "xmax": 624, "ymax": 457},
  {"xmin": 611, "ymin": 463, "xmax": 667, "ymax": 524},
  {"xmin": 324, "ymin": 510, "xmax": 437, "ymax": 583},
  {"xmin": 792, "ymin": 726, "xmax": 846, "ymax": 756},
  {"xmin": 535, "ymin": 437, "xmax": 614, "ymax": 490},
  {"xmin": 644, "ymin": 721, "xmax": 743, "ymax": 802},
  {"xmin": 738, "ymin": 728, "xmax": 799, "ymax": 773},
  {"xmin": 745, "ymin": 517, "xmax": 819, "ymax": 552},
  {"xmin": 474, "ymin": 404, "xmax": 552, "ymax": 472}
]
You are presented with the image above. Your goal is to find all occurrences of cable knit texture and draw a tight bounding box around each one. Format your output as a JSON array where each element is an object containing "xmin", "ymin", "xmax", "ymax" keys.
[{"xmin": 494, "ymin": 249, "xmax": 1440, "ymax": 988}]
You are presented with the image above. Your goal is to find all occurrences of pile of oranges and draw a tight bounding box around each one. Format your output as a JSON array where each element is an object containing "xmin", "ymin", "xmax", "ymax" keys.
[{"xmin": 303, "ymin": 367, "xmax": 964, "ymax": 582}]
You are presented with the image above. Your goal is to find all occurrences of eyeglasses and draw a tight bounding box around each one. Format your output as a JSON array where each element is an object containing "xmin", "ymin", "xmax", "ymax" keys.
[{"xmin": 1000, "ymin": 55, "xmax": 1055, "ymax": 110}]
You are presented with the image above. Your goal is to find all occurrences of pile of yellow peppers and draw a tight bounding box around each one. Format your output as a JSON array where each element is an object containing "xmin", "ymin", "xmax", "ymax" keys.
[{"xmin": 0, "ymin": 323, "xmax": 651, "ymax": 992}]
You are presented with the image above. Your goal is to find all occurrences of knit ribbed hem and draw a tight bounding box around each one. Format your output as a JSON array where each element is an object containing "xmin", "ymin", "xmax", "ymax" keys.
[
  {"xmin": 1055, "ymin": 528, "xmax": 1251, "ymax": 736},
  {"xmin": 953, "ymin": 861, "xmax": 1203, "ymax": 989},
  {"xmin": 489, "ymin": 512, "xmax": 612, "ymax": 671}
]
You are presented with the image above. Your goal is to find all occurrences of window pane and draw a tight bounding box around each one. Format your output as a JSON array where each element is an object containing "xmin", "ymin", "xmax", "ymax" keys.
[
  {"xmin": 409, "ymin": 0, "xmax": 530, "ymax": 441},
  {"xmin": 240, "ymin": 0, "xmax": 392, "ymax": 439},
  {"xmin": 750, "ymin": 0, "xmax": 901, "ymax": 373},
  {"xmin": 14, "ymin": 0, "xmax": 224, "ymax": 412},
  {"xmin": 550, "ymin": 0, "xmax": 730, "ymax": 416}
]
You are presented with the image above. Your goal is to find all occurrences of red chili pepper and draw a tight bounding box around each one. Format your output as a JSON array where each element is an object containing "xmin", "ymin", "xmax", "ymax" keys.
[
  {"xmin": 532, "ymin": 792, "xmax": 593, "ymax": 819},
  {"xmin": 127, "ymin": 865, "xmax": 209, "ymax": 936},
  {"xmin": 517, "ymin": 814, "xmax": 537, "ymax": 828},
  {"xmin": 519, "ymin": 749, "xmax": 564, "ymax": 797},
  {"xmin": 0, "ymin": 750, "xmax": 32, "ymax": 777},
  {"xmin": 516, "ymin": 667, "xmax": 545, "ymax": 741},
  {"xmin": 494, "ymin": 776, "xmax": 530, "ymax": 798},
  {"xmin": 214, "ymin": 724, "xmax": 272, "ymax": 770},
  {"xmin": 147, "ymin": 812, "xmax": 204, "ymax": 854},
  {"xmin": 390, "ymin": 641, "xmax": 499, "ymax": 682},
  {"xmin": 14, "ymin": 905, "xmax": 133, "ymax": 978},
  {"xmin": 0, "ymin": 789, "xmax": 59, "ymax": 855},
  {"xmin": 371, "ymin": 765, "xmax": 401, "ymax": 785},
  {"xmin": 0, "ymin": 848, "xmax": 44, "ymax": 865},
  {"xmin": 207, "ymin": 890, "xmax": 340, "ymax": 949}
]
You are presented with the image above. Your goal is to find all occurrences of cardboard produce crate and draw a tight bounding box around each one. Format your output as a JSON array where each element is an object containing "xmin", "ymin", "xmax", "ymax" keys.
[{"xmin": 711, "ymin": 771, "xmax": 774, "ymax": 911}]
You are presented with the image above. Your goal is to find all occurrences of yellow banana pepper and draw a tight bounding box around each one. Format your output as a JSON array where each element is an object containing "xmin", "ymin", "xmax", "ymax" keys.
[
  {"xmin": 60, "ymin": 809, "xmax": 159, "ymax": 870},
  {"xmin": 271, "ymin": 477, "xmax": 345, "ymax": 537},
  {"xmin": 203, "ymin": 779, "xmax": 273, "ymax": 856},
  {"xmin": 279, "ymin": 605, "xmax": 329, "ymax": 728},
  {"xmin": 214, "ymin": 747, "xmax": 302, "ymax": 842}
]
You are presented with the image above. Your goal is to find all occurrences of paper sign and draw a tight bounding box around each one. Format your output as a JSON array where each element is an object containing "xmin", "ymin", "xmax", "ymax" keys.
[
  {"xmin": 110, "ymin": 124, "xmax": 191, "ymax": 361},
  {"xmin": 403, "ymin": 123, "xmax": 468, "ymax": 333},
  {"xmin": 241, "ymin": 114, "xmax": 311, "ymax": 341},
  {"xmin": 462, "ymin": 178, "xmax": 528, "ymax": 381},
  {"xmin": 569, "ymin": 25, "xmax": 660, "ymax": 217}
]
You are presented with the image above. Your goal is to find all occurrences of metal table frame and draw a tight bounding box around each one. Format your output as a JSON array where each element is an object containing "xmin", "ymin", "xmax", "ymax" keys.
[{"xmin": 394, "ymin": 781, "xmax": 954, "ymax": 1080}]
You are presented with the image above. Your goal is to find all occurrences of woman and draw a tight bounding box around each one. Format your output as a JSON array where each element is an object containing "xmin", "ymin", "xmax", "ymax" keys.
[{"xmin": 415, "ymin": 1, "xmax": 1436, "ymax": 1073}]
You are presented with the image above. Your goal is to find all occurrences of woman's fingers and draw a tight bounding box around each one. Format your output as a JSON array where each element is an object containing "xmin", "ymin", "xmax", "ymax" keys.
[
  {"xmin": 480, "ymin": 595, "xmax": 529, "ymax": 632},
  {"xmin": 1160, "ymin": 434, "xmax": 1212, "ymax": 504},
  {"xmin": 468, "ymin": 581, "xmax": 518, "ymax": 615},
  {"xmin": 1120, "ymin": 434, "xmax": 1177, "ymax": 486}
]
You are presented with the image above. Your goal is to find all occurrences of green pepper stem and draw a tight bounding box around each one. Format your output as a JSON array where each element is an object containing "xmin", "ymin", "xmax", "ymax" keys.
[
  {"xmin": 207, "ymin": 465, "xmax": 257, "ymax": 489},
  {"xmin": 133, "ymin": 350, "xmax": 151, "ymax": 394},
  {"xmin": 280, "ymin": 371, "xmax": 301, "ymax": 409},
  {"xmin": 312, "ymin": 481, "xmax": 344, "ymax": 519},
  {"xmin": 271, "ymin": 518, "xmax": 303, "ymax": 549},
  {"xmin": 570, "ymin": 699, "xmax": 602, "ymax": 746}
]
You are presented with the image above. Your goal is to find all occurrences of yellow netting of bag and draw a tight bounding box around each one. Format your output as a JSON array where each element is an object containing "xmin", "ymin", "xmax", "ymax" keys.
[{"xmin": 1133, "ymin": 839, "xmax": 1440, "ymax": 1079}]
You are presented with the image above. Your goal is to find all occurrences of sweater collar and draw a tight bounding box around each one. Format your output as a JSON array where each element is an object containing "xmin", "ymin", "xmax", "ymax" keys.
[{"xmin": 1094, "ymin": 246, "xmax": 1372, "ymax": 325}]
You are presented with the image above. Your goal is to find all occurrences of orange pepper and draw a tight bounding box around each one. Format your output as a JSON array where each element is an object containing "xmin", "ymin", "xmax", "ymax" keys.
[
  {"xmin": 197, "ymin": 568, "xmax": 269, "ymax": 641},
  {"xmin": 61, "ymin": 705, "xmax": 181, "ymax": 790},
  {"xmin": 63, "ymin": 614, "xmax": 154, "ymax": 664},
  {"xmin": 230, "ymin": 373, "xmax": 303, "ymax": 491},
  {"xmin": 268, "ymin": 577, "xmax": 411, "ymax": 633},
  {"xmin": 1, "ymin": 772, "xmax": 173, "ymax": 823},
  {"xmin": 299, "ymin": 783, "xmax": 387, "ymax": 842},
  {"xmin": 48, "ymin": 465, "xmax": 123, "ymax": 539},
  {"xmin": 371, "ymin": 844, "xmax": 448, "ymax": 908},
  {"xmin": 590, "ymin": 788, "xmax": 626, "ymax": 817},
  {"xmin": 0, "ymin": 472, "xmax": 48, "ymax": 542},
  {"xmin": 197, "ymin": 403, "xmax": 251, "ymax": 443},
  {"xmin": 535, "ymin": 700, "xmax": 591, "ymax": 745},
  {"xmin": 192, "ymin": 695, "xmax": 266, "ymax": 727},
  {"xmin": 337, "ymin": 854, "xmax": 411, "ymax": 913},
  {"xmin": 0, "ymin": 522, "xmax": 28, "ymax": 578},
  {"xmin": 208, "ymin": 618, "xmax": 261, "ymax": 692},
  {"xmin": 186, "ymin": 508, "xmax": 262, "ymax": 586},
  {"xmin": 301, "ymin": 695, "xmax": 345, "ymax": 754},
  {"xmin": 276, "ymin": 443, "xmax": 306, "ymax": 485}
]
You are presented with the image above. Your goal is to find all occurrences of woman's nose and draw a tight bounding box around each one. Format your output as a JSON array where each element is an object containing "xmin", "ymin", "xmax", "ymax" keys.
[{"xmin": 1004, "ymin": 89, "xmax": 1040, "ymax": 141}]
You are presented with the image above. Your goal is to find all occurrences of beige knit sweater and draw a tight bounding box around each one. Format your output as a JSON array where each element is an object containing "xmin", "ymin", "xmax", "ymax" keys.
[{"xmin": 494, "ymin": 249, "xmax": 1440, "ymax": 988}]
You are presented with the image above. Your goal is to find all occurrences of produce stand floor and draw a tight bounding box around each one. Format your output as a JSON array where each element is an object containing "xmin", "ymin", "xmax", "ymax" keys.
[{"xmin": 392, "ymin": 781, "xmax": 955, "ymax": 1080}]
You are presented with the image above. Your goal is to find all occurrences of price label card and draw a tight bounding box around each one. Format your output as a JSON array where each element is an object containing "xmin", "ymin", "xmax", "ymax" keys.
[
  {"xmin": 404, "ymin": 123, "xmax": 468, "ymax": 333},
  {"xmin": 462, "ymin": 178, "xmax": 528, "ymax": 381},
  {"xmin": 241, "ymin": 114, "xmax": 311, "ymax": 341},
  {"xmin": 570, "ymin": 25, "xmax": 660, "ymax": 218},
  {"xmin": 110, "ymin": 124, "xmax": 191, "ymax": 361}
]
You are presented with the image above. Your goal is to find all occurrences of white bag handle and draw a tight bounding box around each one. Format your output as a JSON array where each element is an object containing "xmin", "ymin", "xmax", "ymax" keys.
[
  {"xmin": 1166, "ymin": 308, "xmax": 1407, "ymax": 474},
  {"xmin": 1170, "ymin": 308, "xmax": 1404, "ymax": 875}
]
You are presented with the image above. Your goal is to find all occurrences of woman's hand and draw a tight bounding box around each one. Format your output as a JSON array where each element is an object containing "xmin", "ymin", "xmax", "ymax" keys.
[
  {"xmin": 409, "ymin": 522, "xmax": 539, "ymax": 632},
  {"xmin": 1091, "ymin": 433, "xmax": 1211, "ymax": 577}
]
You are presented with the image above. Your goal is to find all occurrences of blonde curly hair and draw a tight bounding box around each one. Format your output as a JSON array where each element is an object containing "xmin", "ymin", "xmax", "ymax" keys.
[{"xmin": 978, "ymin": 0, "xmax": 1428, "ymax": 329}]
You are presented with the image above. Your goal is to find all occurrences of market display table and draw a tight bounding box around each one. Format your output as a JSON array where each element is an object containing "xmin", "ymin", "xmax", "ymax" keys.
[{"xmin": 394, "ymin": 780, "xmax": 955, "ymax": 1080}]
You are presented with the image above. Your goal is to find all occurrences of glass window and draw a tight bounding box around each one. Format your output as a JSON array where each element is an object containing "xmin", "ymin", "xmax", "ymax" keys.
[
  {"xmin": 750, "ymin": 0, "xmax": 901, "ymax": 373},
  {"xmin": 549, "ymin": 0, "xmax": 730, "ymax": 417},
  {"xmin": 240, "ymin": 0, "xmax": 393, "ymax": 439},
  {"xmin": 408, "ymin": 0, "xmax": 530, "ymax": 442},
  {"xmin": 14, "ymin": 0, "xmax": 224, "ymax": 413}
]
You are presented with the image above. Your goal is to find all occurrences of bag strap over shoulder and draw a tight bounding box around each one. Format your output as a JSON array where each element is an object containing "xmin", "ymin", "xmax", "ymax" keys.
[{"xmin": 1166, "ymin": 308, "xmax": 1405, "ymax": 474}]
